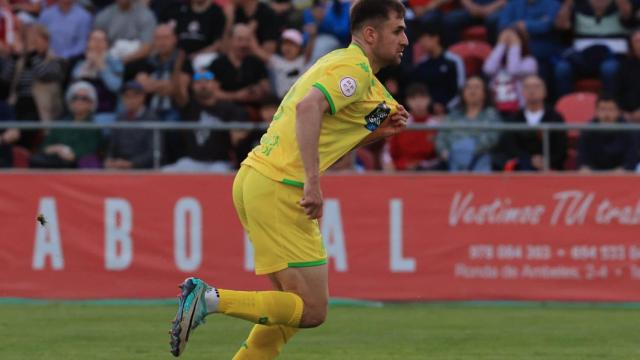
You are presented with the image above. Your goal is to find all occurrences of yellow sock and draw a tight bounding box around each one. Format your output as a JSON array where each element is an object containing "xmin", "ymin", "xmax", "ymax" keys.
[
  {"xmin": 232, "ymin": 325, "xmax": 299, "ymax": 360},
  {"xmin": 217, "ymin": 289, "xmax": 303, "ymax": 327}
]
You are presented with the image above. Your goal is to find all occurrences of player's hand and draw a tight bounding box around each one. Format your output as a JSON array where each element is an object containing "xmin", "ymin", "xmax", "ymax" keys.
[
  {"xmin": 379, "ymin": 104, "xmax": 409, "ymax": 137},
  {"xmin": 299, "ymin": 180, "xmax": 323, "ymax": 219}
]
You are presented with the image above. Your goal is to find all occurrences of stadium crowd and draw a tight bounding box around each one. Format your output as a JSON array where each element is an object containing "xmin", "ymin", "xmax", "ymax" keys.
[{"xmin": 0, "ymin": 0, "xmax": 640, "ymax": 172}]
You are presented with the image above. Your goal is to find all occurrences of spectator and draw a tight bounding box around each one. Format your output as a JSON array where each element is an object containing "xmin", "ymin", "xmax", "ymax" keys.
[
  {"xmin": 159, "ymin": 0, "xmax": 226, "ymax": 60},
  {"xmin": 38, "ymin": 0, "xmax": 92, "ymax": 60},
  {"xmin": 250, "ymin": 28, "xmax": 314, "ymax": 99},
  {"xmin": 10, "ymin": 0, "xmax": 42, "ymax": 25},
  {"xmin": 94, "ymin": 0, "xmax": 158, "ymax": 64},
  {"xmin": 617, "ymin": 28, "xmax": 640, "ymax": 123},
  {"xmin": 578, "ymin": 94, "xmax": 637, "ymax": 171},
  {"xmin": 303, "ymin": 0, "xmax": 350, "ymax": 61},
  {"xmin": 497, "ymin": 75, "xmax": 567, "ymax": 171},
  {"xmin": 443, "ymin": 0, "xmax": 506, "ymax": 45},
  {"xmin": 163, "ymin": 70, "xmax": 249, "ymax": 172},
  {"xmin": 0, "ymin": 101, "xmax": 18, "ymax": 167},
  {"xmin": 555, "ymin": 0, "xmax": 635, "ymax": 97},
  {"xmin": 208, "ymin": 23, "xmax": 271, "ymax": 106},
  {"xmin": 436, "ymin": 76, "xmax": 502, "ymax": 172},
  {"xmin": 483, "ymin": 27, "xmax": 538, "ymax": 116},
  {"xmin": 411, "ymin": 22, "xmax": 465, "ymax": 114},
  {"xmin": 104, "ymin": 80, "xmax": 157, "ymax": 169},
  {"xmin": 29, "ymin": 81, "xmax": 103, "ymax": 168},
  {"xmin": 71, "ymin": 28, "xmax": 123, "ymax": 123},
  {"xmin": 498, "ymin": 0, "xmax": 562, "ymax": 60},
  {"xmin": 0, "ymin": 0, "xmax": 21, "ymax": 51},
  {"xmin": 9, "ymin": 24, "xmax": 65, "ymax": 124},
  {"xmin": 124, "ymin": 24, "xmax": 190, "ymax": 121},
  {"xmin": 230, "ymin": 0, "xmax": 279, "ymax": 54},
  {"xmin": 383, "ymin": 83, "xmax": 441, "ymax": 171}
]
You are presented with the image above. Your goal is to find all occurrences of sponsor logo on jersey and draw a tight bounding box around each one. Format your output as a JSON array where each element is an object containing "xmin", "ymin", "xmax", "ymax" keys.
[{"xmin": 364, "ymin": 102, "xmax": 390, "ymax": 131}]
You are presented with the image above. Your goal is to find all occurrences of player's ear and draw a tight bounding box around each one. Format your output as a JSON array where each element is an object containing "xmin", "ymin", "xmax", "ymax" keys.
[{"xmin": 362, "ymin": 25, "xmax": 377, "ymax": 44}]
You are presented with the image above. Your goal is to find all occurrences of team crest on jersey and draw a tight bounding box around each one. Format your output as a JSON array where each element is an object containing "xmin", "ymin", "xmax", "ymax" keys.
[
  {"xmin": 364, "ymin": 102, "xmax": 390, "ymax": 131},
  {"xmin": 340, "ymin": 77, "xmax": 357, "ymax": 97}
]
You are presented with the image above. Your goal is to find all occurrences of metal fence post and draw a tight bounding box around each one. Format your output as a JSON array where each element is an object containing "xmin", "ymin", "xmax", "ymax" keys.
[
  {"xmin": 152, "ymin": 128, "xmax": 161, "ymax": 169},
  {"xmin": 542, "ymin": 127, "xmax": 550, "ymax": 171}
]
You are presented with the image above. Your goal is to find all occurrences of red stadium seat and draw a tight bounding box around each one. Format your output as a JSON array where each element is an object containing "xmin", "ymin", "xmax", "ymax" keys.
[
  {"xmin": 461, "ymin": 26, "xmax": 488, "ymax": 42},
  {"xmin": 12, "ymin": 146, "xmax": 30, "ymax": 168},
  {"xmin": 447, "ymin": 41, "xmax": 492, "ymax": 77},
  {"xmin": 575, "ymin": 78, "xmax": 602, "ymax": 93},
  {"xmin": 555, "ymin": 92, "xmax": 597, "ymax": 132}
]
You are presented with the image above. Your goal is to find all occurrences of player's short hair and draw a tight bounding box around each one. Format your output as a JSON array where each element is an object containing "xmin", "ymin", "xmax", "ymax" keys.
[
  {"xmin": 405, "ymin": 83, "xmax": 429, "ymax": 99},
  {"xmin": 596, "ymin": 93, "xmax": 619, "ymax": 107},
  {"xmin": 350, "ymin": 0, "xmax": 406, "ymax": 33}
]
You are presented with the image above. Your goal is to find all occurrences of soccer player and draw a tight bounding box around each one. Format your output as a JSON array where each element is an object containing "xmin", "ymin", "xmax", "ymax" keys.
[{"xmin": 169, "ymin": 0, "xmax": 410, "ymax": 358}]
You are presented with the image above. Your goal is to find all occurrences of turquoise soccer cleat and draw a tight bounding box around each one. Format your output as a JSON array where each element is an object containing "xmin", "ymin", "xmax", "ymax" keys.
[{"xmin": 169, "ymin": 277, "xmax": 209, "ymax": 357}]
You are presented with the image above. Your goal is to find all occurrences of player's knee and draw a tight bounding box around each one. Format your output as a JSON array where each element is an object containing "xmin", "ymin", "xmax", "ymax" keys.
[{"xmin": 300, "ymin": 301, "xmax": 327, "ymax": 328}]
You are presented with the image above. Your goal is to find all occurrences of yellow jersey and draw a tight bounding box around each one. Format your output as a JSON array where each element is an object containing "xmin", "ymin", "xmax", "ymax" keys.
[{"xmin": 242, "ymin": 43, "xmax": 399, "ymax": 186}]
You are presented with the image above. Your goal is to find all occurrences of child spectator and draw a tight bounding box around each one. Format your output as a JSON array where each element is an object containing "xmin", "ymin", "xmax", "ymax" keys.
[{"xmin": 483, "ymin": 27, "xmax": 537, "ymax": 116}]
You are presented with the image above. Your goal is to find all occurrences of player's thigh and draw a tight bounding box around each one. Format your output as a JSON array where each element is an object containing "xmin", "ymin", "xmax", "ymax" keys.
[{"xmin": 271, "ymin": 265, "xmax": 329, "ymax": 327}]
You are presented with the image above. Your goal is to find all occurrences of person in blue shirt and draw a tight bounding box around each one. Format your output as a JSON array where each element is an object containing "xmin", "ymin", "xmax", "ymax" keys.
[{"xmin": 38, "ymin": 0, "xmax": 92, "ymax": 60}]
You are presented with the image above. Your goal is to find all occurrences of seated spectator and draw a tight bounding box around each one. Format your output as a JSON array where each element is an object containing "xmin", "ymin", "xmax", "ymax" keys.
[
  {"xmin": 483, "ymin": 27, "xmax": 538, "ymax": 116},
  {"xmin": 617, "ymin": 28, "xmax": 640, "ymax": 123},
  {"xmin": 38, "ymin": 0, "xmax": 92, "ymax": 60},
  {"xmin": 303, "ymin": 0, "xmax": 350, "ymax": 61},
  {"xmin": 208, "ymin": 23, "xmax": 271, "ymax": 106},
  {"xmin": 104, "ymin": 81, "xmax": 157, "ymax": 169},
  {"xmin": 163, "ymin": 70, "xmax": 249, "ymax": 172},
  {"xmin": 10, "ymin": 0, "xmax": 42, "ymax": 25},
  {"xmin": 555, "ymin": 0, "xmax": 635, "ymax": 97},
  {"xmin": 0, "ymin": 102, "xmax": 18, "ymax": 167},
  {"xmin": 498, "ymin": 0, "xmax": 562, "ymax": 60},
  {"xmin": 94, "ymin": 0, "xmax": 157, "ymax": 64},
  {"xmin": 124, "ymin": 24, "xmax": 190, "ymax": 121},
  {"xmin": 411, "ymin": 23, "xmax": 465, "ymax": 113},
  {"xmin": 443, "ymin": 0, "xmax": 506, "ymax": 45},
  {"xmin": 497, "ymin": 75, "xmax": 567, "ymax": 171},
  {"xmin": 250, "ymin": 28, "xmax": 314, "ymax": 99},
  {"xmin": 71, "ymin": 29, "xmax": 123, "ymax": 123},
  {"xmin": 230, "ymin": 0, "xmax": 279, "ymax": 54},
  {"xmin": 383, "ymin": 83, "xmax": 441, "ymax": 171},
  {"xmin": 8, "ymin": 24, "xmax": 65, "ymax": 151},
  {"xmin": 578, "ymin": 94, "xmax": 637, "ymax": 171},
  {"xmin": 29, "ymin": 81, "xmax": 103, "ymax": 168},
  {"xmin": 158, "ymin": 0, "xmax": 226, "ymax": 61},
  {"xmin": 436, "ymin": 76, "xmax": 502, "ymax": 172}
]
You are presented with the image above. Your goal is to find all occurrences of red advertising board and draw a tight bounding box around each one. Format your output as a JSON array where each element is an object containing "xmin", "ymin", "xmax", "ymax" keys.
[{"xmin": 1, "ymin": 173, "xmax": 640, "ymax": 301}]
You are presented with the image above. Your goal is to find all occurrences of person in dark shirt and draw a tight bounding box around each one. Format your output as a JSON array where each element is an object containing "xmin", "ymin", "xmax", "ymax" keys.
[
  {"xmin": 163, "ymin": 70, "xmax": 249, "ymax": 172},
  {"xmin": 105, "ymin": 80, "xmax": 158, "ymax": 169},
  {"xmin": 496, "ymin": 75, "xmax": 567, "ymax": 171},
  {"xmin": 232, "ymin": 0, "xmax": 279, "ymax": 54},
  {"xmin": 159, "ymin": 0, "xmax": 226, "ymax": 57},
  {"xmin": 578, "ymin": 94, "xmax": 637, "ymax": 171},
  {"xmin": 208, "ymin": 23, "xmax": 271, "ymax": 105},
  {"xmin": 124, "ymin": 24, "xmax": 190, "ymax": 121},
  {"xmin": 617, "ymin": 28, "xmax": 640, "ymax": 123},
  {"xmin": 410, "ymin": 22, "xmax": 464, "ymax": 114}
]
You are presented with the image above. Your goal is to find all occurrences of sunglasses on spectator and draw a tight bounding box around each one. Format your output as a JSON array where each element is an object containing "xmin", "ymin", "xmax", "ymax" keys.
[
  {"xmin": 71, "ymin": 94, "xmax": 94, "ymax": 103},
  {"xmin": 193, "ymin": 72, "xmax": 214, "ymax": 81}
]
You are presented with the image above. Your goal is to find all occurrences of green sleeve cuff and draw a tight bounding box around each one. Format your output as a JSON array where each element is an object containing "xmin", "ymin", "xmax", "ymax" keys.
[{"xmin": 312, "ymin": 83, "xmax": 336, "ymax": 115}]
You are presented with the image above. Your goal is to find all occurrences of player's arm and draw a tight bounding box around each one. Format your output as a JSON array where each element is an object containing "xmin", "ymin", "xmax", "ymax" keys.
[
  {"xmin": 296, "ymin": 87, "xmax": 330, "ymax": 219},
  {"xmin": 356, "ymin": 104, "xmax": 409, "ymax": 147}
]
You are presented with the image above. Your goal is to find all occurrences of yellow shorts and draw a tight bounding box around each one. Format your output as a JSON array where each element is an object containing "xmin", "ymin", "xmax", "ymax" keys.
[{"xmin": 232, "ymin": 165, "xmax": 327, "ymax": 275}]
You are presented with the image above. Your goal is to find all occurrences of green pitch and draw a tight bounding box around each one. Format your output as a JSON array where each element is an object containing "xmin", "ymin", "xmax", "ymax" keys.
[{"xmin": 1, "ymin": 302, "xmax": 639, "ymax": 359}]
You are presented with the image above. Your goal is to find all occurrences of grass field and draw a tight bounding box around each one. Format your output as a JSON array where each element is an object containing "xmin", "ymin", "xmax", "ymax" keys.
[{"xmin": 1, "ymin": 302, "xmax": 640, "ymax": 359}]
